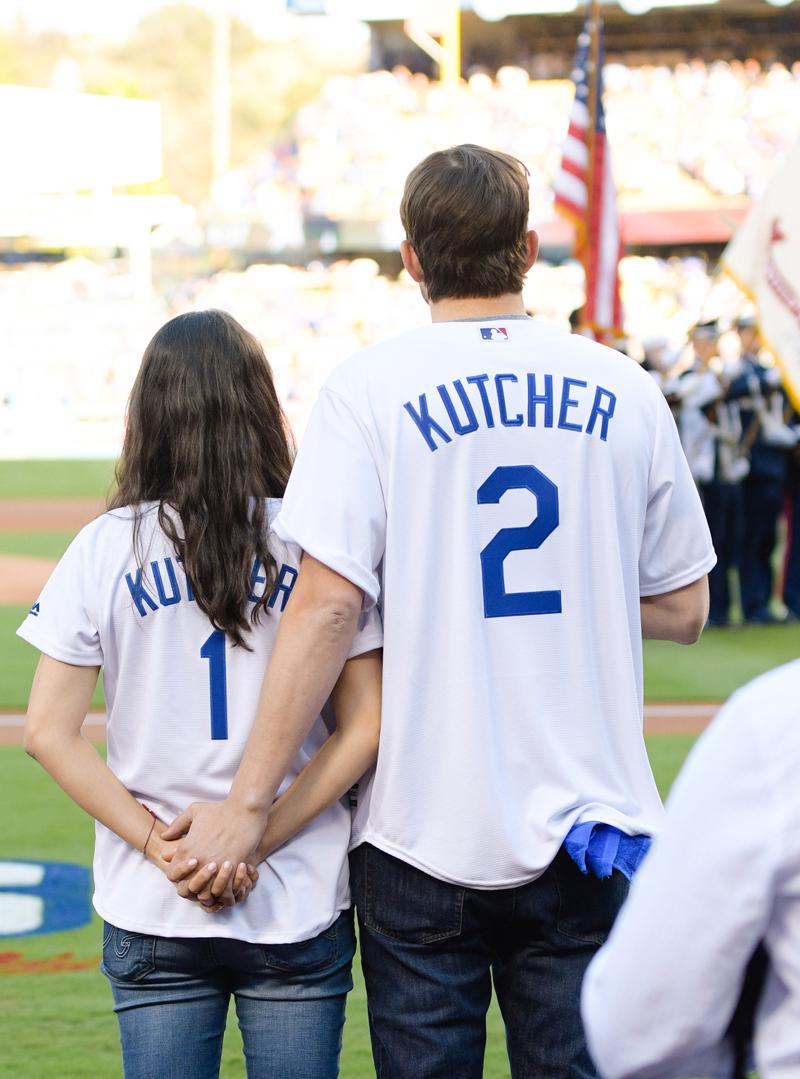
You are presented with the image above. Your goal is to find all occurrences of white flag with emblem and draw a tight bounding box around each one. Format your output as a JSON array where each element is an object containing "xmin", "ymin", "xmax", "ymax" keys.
[{"xmin": 722, "ymin": 138, "xmax": 800, "ymax": 410}]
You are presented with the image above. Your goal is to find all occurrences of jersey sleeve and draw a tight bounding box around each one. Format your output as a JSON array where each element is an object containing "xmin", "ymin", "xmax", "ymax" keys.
[
  {"xmin": 16, "ymin": 527, "xmax": 103, "ymax": 666},
  {"xmin": 639, "ymin": 391, "xmax": 716, "ymax": 596},
  {"xmin": 273, "ymin": 387, "xmax": 386, "ymax": 609},
  {"xmin": 347, "ymin": 604, "xmax": 383, "ymax": 659}
]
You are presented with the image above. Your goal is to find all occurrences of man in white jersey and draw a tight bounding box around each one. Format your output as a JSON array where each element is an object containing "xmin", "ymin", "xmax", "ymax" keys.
[
  {"xmin": 582, "ymin": 660, "xmax": 800, "ymax": 1078},
  {"xmin": 168, "ymin": 145, "xmax": 714, "ymax": 1076}
]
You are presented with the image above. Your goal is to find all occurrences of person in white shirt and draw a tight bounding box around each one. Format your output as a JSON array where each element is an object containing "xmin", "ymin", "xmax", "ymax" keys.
[
  {"xmin": 19, "ymin": 309, "xmax": 382, "ymax": 1079},
  {"xmin": 165, "ymin": 146, "xmax": 714, "ymax": 1077},
  {"xmin": 677, "ymin": 322, "xmax": 724, "ymax": 487},
  {"xmin": 582, "ymin": 659, "xmax": 800, "ymax": 1079}
]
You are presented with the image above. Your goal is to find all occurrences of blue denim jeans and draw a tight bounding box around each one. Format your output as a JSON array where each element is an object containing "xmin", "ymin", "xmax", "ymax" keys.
[
  {"xmin": 350, "ymin": 844, "xmax": 628, "ymax": 1079},
  {"xmin": 101, "ymin": 909, "xmax": 355, "ymax": 1079}
]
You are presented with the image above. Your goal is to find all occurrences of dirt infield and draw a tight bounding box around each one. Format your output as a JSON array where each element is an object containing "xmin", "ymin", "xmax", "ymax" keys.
[
  {"xmin": 640, "ymin": 702, "xmax": 719, "ymax": 734},
  {"xmin": 0, "ymin": 704, "xmax": 720, "ymax": 745},
  {"xmin": 0, "ymin": 497, "xmax": 105, "ymax": 532},
  {"xmin": 0, "ymin": 497, "xmax": 104, "ymax": 604},
  {"xmin": 0, "ymin": 716, "xmax": 108, "ymax": 744},
  {"xmin": 0, "ymin": 553, "xmax": 57, "ymax": 605}
]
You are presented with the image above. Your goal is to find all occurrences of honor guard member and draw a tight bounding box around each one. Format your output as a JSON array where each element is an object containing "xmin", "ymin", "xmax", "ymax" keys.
[
  {"xmin": 676, "ymin": 322, "xmax": 749, "ymax": 626},
  {"xmin": 728, "ymin": 316, "xmax": 796, "ymax": 623},
  {"xmin": 782, "ymin": 413, "xmax": 800, "ymax": 619},
  {"xmin": 676, "ymin": 321, "xmax": 723, "ymax": 488},
  {"xmin": 167, "ymin": 145, "xmax": 715, "ymax": 1078}
]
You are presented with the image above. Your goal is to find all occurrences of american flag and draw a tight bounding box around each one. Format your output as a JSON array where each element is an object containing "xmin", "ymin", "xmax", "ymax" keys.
[{"xmin": 554, "ymin": 11, "xmax": 623, "ymax": 338}]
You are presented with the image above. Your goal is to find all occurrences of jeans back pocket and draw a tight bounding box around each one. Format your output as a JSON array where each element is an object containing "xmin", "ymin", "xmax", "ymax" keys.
[
  {"xmin": 553, "ymin": 851, "xmax": 629, "ymax": 945},
  {"xmin": 352, "ymin": 844, "xmax": 464, "ymax": 945},
  {"xmin": 261, "ymin": 910, "xmax": 354, "ymax": 974},
  {"xmin": 100, "ymin": 922, "xmax": 157, "ymax": 983}
]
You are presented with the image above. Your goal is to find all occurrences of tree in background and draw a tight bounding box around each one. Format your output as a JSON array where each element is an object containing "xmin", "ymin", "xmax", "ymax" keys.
[{"xmin": 2, "ymin": 4, "xmax": 367, "ymax": 206}]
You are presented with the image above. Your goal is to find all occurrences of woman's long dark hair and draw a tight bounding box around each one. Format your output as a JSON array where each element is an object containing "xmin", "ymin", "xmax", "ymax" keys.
[{"xmin": 109, "ymin": 309, "xmax": 294, "ymax": 648}]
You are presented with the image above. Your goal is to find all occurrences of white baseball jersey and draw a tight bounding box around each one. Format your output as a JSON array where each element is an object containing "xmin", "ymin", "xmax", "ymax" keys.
[
  {"xmin": 273, "ymin": 318, "xmax": 715, "ymax": 888},
  {"xmin": 582, "ymin": 659, "xmax": 800, "ymax": 1079},
  {"xmin": 17, "ymin": 501, "xmax": 382, "ymax": 943}
]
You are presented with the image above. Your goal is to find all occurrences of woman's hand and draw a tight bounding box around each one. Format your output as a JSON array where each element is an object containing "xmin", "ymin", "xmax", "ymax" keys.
[
  {"xmin": 171, "ymin": 859, "xmax": 259, "ymax": 912},
  {"xmin": 161, "ymin": 798, "xmax": 267, "ymax": 893},
  {"xmin": 143, "ymin": 818, "xmax": 182, "ymax": 874},
  {"xmin": 21, "ymin": 656, "xmax": 259, "ymax": 915},
  {"xmin": 161, "ymin": 807, "xmax": 259, "ymax": 910}
]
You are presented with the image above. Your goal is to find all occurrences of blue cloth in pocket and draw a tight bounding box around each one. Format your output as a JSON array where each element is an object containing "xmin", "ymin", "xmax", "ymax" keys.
[{"xmin": 564, "ymin": 822, "xmax": 651, "ymax": 882}]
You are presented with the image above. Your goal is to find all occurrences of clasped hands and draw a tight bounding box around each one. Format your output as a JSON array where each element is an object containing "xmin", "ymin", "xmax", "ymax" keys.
[{"xmin": 146, "ymin": 799, "xmax": 268, "ymax": 914}]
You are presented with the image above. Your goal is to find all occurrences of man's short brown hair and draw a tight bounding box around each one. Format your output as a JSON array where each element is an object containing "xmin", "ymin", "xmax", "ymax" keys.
[{"xmin": 400, "ymin": 144, "xmax": 530, "ymax": 303}]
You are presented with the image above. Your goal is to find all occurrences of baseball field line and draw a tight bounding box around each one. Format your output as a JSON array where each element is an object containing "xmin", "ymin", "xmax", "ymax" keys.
[{"xmin": 0, "ymin": 703, "xmax": 719, "ymax": 743}]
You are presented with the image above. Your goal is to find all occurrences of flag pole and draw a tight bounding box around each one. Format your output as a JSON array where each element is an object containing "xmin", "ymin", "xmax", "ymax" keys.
[
  {"xmin": 441, "ymin": 1, "xmax": 462, "ymax": 87},
  {"xmin": 582, "ymin": 0, "xmax": 600, "ymax": 330}
]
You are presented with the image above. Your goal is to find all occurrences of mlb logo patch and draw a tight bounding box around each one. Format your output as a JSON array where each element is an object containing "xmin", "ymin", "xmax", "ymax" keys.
[{"xmin": 480, "ymin": 327, "xmax": 509, "ymax": 341}]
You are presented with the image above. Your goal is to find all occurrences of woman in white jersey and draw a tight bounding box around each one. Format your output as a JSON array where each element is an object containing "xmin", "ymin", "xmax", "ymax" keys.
[{"xmin": 18, "ymin": 310, "xmax": 383, "ymax": 1079}]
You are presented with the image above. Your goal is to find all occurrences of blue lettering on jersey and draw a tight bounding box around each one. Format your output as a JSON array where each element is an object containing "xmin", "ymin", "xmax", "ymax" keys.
[
  {"xmin": 268, "ymin": 564, "xmax": 298, "ymax": 612},
  {"xmin": 28, "ymin": 602, "xmax": 40, "ymax": 617},
  {"xmin": 466, "ymin": 374, "xmax": 495, "ymax": 427},
  {"xmin": 151, "ymin": 557, "xmax": 181, "ymax": 606},
  {"xmin": 586, "ymin": 385, "xmax": 617, "ymax": 442},
  {"xmin": 126, "ymin": 557, "xmax": 299, "ymax": 618},
  {"xmin": 495, "ymin": 373, "xmax": 523, "ymax": 427},
  {"xmin": 437, "ymin": 380, "xmax": 479, "ymax": 435},
  {"xmin": 249, "ymin": 558, "xmax": 267, "ymax": 603},
  {"xmin": 527, "ymin": 373, "xmax": 554, "ymax": 427},
  {"xmin": 558, "ymin": 377, "xmax": 587, "ymax": 433},
  {"xmin": 403, "ymin": 396, "xmax": 453, "ymax": 452},
  {"xmin": 175, "ymin": 555, "xmax": 195, "ymax": 601},
  {"xmin": 125, "ymin": 569, "xmax": 159, "ymax": 616},
  {"xmin": 403, "ymin": 372, "xmax": 618, "ymax": 451}
]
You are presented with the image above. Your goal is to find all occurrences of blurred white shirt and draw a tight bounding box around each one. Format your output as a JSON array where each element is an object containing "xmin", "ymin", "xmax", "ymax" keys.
[
  {"xmin": 677, "ymin": 365, "xmax": 722, "ymax": 484},
  {"xmin": 581, "ymin": 660, "xmax": 800, "ymax": 1078}
]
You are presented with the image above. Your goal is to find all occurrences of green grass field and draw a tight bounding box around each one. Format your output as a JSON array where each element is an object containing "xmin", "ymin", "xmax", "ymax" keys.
[
  {"xmin": 0, "ymin": 743, "xmax": 511, "ymax": 1077},
  {"xmin": 0, "ymin": 459, "xmax": 790, "ymax": 1076},
  {"xmin": 0, "ymin": 735, "xmax": 690, "ymax": 1079},
  {"xmin": 0, "ymin": 458, "xmax": 116, "ymax": 499},
  {"xmin": 0, "ymin": 530, "xmax": 78, "ymax": 560}
]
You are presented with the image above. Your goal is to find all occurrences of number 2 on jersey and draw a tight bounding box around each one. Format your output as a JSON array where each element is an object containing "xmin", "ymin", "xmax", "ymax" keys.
[
  {"xmin": 200, "ymin": 629, "xmax": 229, "ymax": 739},
  {"xmin": 477, "ymin": 464, "xmax": 562, "ymax": 619}
]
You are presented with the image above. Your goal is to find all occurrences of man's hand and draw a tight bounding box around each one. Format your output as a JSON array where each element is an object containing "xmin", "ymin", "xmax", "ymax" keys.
[
  {"xmin": 161, "ymin": 798, "xmax": 267, "ymax": 889},
  {"xmin": 143, "ymin": 817, "xmax": 254, "ymax": 911}
]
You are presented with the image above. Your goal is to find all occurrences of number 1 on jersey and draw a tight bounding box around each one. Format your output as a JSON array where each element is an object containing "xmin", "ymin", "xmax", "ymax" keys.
[{"xmin": 200, "ymin": 629, "xmax": 228, "ymax": 740}]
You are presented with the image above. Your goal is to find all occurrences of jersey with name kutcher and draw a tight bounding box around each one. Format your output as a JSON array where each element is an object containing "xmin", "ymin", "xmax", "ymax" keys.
[
  {"xmin": 273, "ymin": 318, "xmax": 716, "ymax": 889},
  {"xmin": 17, "ymin": 500, "xmax": 382, "ymax": 942}
]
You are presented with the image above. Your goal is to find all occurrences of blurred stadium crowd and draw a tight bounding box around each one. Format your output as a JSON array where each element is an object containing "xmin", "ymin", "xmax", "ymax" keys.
[
  {"xmin": 214, "ymin": 58, "xmax": 800, "ymax": 239},
  {"xmin": 0, "ymin": 252, "xmax": 739, "ymax": 454},
  {"xmin": 3, "ymin": 56, "xmax": 800, "ymax": 630},
  {"xmin": 5, "ymin": 252, "xmax": 798, "ymax": 630}
]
